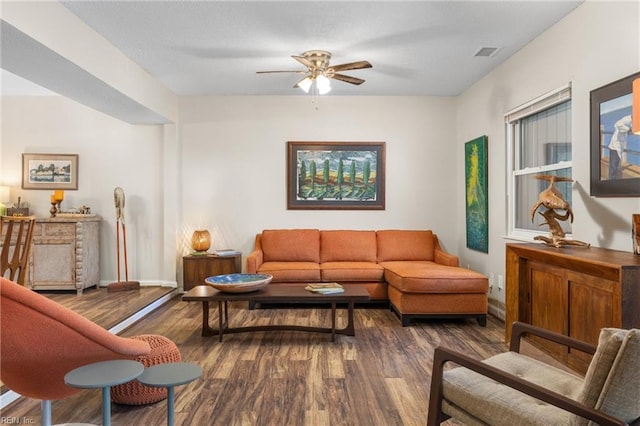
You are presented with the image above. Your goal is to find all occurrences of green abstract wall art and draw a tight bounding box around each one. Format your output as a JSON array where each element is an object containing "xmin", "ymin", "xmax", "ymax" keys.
[{"xmin": 465, "ymin": 136, "xmax": 488, "ymax": 253}]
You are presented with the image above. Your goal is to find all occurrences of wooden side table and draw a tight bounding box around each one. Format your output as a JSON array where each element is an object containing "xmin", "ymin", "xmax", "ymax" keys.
[{"xmin": 182, "ymin": 253, "xmax": 241, "ymax": 291}]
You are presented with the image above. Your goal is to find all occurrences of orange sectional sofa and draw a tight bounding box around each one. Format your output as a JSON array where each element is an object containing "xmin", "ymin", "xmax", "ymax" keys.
[{"xmin": 246, "ymin": 229, "xmax": 488, "ymax": 326}]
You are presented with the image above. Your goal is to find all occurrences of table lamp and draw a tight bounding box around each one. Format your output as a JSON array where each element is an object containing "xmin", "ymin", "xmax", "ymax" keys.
[{"xmin": 191, "ymin": 230, "xmax": 211, "ymax": 254}]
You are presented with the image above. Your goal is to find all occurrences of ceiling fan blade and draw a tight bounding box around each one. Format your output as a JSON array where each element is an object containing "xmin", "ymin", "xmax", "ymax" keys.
[
  {"xmin": 256, "ymin": 70, "xmax": 306, "ymax": 74},
  {"xmin": 331, "ymin": 73, "xmax": 366, "ymax": 85},
  {"xmin": 292, "ymin": 55, "xmax": 314, "ymax": 69},
  {"xmin": 330, "ymin": 61, "xmax": 372, "ymax": 72}
]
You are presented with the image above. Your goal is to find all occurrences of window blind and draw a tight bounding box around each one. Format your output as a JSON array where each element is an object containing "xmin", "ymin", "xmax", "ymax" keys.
[{"xmin": 504, "ymin": 83, "xmax": 572, "ymax": 123}]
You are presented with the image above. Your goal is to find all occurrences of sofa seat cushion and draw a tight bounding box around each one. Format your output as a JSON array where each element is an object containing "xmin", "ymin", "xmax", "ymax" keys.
[
  {"xmin": 442, "ymin": 351, "xmax": 584, "ymax": 426},
  {"xmin": 261, "ymin": 229, "xmax": 320, "ymax": 263},
  {"xmin": 376, "ymin": 230, "xmax": 435, "ymax": 262},
  {"xmin": 382, "ymin": 261, "xmax": 488, "ymax": 293},
  {"xmin": 320, "ymin": 230, "xmax": 377, "ymax": 262},
  {"xmin": 256, "ymin": 261, "xmax": 320, "ymax": 282},
  {"xmin": 320, "ymin": 261, "xmax": 384, "ymax": 282}
]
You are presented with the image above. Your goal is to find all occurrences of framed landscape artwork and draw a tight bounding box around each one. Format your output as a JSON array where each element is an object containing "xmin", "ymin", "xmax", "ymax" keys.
[
  {"xmin": 287, "ymin": 141, "xmax": 386, "ymax": 210},
  {"xmin": 22, "ymin": 153, "xmax": 78, "ymax": 190},
  {"xmin": 465, "ymin": 136, "xmax": 488, "ymax": 253},
  {"xmin": 590, "ymin": 71, "xmax": 640, "ymax": 197}
]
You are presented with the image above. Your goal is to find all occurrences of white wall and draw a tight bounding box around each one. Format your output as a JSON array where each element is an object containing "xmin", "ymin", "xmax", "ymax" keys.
[
  {"xmin": 1, "ymin": 94, "xmax": 460, "ymax": 287},
  {"xmin": 456, "ymin": 0, "xmax": 640, "ymax": 317},
  {"xmin": 178, "ymin": 95, "xmax": 459, "ymax": 257},
  {"xmin": 0, "ymin": 96, "xmax": 167, "ymax": 284}
]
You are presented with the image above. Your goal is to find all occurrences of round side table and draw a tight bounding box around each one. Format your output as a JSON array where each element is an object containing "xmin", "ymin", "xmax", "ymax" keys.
[
  {"xmin": 64, "ymin": 360, "xmax": 144, "ymax": 426},
  {"xmin": 137, "ymin": 362, "xmax": 203, "ymax": 426}
]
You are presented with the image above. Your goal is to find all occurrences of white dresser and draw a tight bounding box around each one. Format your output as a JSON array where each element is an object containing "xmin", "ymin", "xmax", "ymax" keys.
[{"xmin": 27, "ymin": 216, "xmax": 101, "ymax": 295}]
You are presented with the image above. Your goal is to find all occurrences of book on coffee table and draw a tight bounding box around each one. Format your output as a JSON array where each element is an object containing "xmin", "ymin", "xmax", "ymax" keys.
[{"xmin": 305, "ymin": 283, "xmax": 344, "ymax": 294}]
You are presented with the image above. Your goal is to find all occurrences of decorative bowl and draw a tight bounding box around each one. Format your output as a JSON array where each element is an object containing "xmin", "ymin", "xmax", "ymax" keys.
[{"xmin": 205, "ymin": 273, "xmax": 273, "ymax": 293}]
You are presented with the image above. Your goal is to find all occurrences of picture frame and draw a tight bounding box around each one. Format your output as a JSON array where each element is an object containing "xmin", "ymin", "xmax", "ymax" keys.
[
  {"xmin": 465, "ymin": 136, "xmax": 488, "ymax": 253},
  {"xmin": 287, "ymin": 141, "xmax": 386, "ymax": 210},
  {"xmin": 590, "ymin": 71, "xmax": 640, "ymax": 197},
  {"xmin": 22, "ymin": 153, "xmax": 79, "ymax": 190}
]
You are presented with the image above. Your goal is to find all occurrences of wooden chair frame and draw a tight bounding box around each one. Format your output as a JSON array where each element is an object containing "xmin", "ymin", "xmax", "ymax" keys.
[
  {"xmin": 427, "ymin": 321, "xmax": 637, "ymax": 426},
  {"xmin": 1, "ymin": 215, "xmax": 36, "ymax": 285}
]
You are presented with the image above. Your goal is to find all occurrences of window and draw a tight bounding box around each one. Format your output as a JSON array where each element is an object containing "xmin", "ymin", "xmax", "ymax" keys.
[{"xmin": 506, "ymin": 84, "xmax": 572, "ymax": 239}]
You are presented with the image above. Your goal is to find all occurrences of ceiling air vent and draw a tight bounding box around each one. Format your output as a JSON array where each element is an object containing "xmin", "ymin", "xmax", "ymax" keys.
[{"xmin": 474, "ymin": 47, "xmax": 500, "ymax": 57}]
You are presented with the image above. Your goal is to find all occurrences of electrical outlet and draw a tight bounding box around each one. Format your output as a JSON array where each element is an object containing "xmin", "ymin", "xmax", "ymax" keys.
[
  {"xmin": 498, "ymin": 274, "xmax": 504, "ymax": 291},
  {"xmin": 489, "ymin": 272, "xmax": 495, "ymax": 290}
]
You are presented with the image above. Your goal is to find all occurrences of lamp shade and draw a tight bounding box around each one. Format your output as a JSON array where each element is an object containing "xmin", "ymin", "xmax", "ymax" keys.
[
  {"xmin": 298, "ymin": 76, "xmax": 313, "ymax": 93},
  {"xmin": 633, "ymin": 78, "xmax": 640, "ymax": 135},
  {"xmin": 316, "ymin": 74, "xmax": 331, "ymax": 95},
  {"xmin": 191, "ymin": 230, "xmax": 211, "ymax": 253}
]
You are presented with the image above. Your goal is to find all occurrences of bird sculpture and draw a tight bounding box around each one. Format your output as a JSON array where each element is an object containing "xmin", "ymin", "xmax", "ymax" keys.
[
  {"xmin": 530, "ymin": 175, "xmax": 589, "ymax": 248},
  {"xmin": 108, "ymin": 187, "xmax": 140, "ymax": 291}
]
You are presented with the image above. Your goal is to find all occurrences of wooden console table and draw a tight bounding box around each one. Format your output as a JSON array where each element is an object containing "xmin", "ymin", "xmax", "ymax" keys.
[
  {"xmin": 505, "ymin": 242, "xmax": 640, "ymax": 373},
  {"xmin": 28, "ymin": 216, "xmax": 101, "ymax": 294}
]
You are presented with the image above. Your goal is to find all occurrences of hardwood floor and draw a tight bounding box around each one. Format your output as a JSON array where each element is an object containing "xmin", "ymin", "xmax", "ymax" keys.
[
  {"xmin": 41, "ymin": 285, "xmax": 176, "ymax": 330},
  {"xmin": 2, "ymin": 296, "xmax": 507, "ymax": 425}
]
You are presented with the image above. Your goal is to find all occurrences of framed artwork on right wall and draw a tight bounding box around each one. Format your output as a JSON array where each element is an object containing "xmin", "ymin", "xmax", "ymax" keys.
[
  {"xmin": 589, "ymin": 71, "xmax": 640, "ymax": 197},
  {"xmin": 465, "ymin": 135, "xmax": 488, "ymax": 253}
]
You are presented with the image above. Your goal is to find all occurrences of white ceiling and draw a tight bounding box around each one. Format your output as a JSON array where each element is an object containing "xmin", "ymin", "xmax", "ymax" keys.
[{"xmin": 3, "ymin": 1, "xmax": 583, "ymax": 98}]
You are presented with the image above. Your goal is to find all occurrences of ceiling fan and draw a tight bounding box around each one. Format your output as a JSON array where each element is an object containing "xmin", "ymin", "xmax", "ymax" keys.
[{"xmin": 257, "ymin": 50, "xmax": 372, "ymax": 94}]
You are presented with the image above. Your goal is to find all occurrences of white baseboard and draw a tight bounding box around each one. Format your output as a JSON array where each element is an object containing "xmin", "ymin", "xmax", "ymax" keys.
[{"xmin": 98, "ymin": 280, "xmax": 177, "ymax": 288}]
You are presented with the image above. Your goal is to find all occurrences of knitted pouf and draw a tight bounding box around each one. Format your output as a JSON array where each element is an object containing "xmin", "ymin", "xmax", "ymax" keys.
[{"xmin": 110, "ymin": 334, "xmax": 182, "ymax": 405}]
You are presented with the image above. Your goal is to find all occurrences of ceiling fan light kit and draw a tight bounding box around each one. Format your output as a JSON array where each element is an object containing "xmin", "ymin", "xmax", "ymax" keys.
[
  {"xmin": 315, "ymin": 74, "xmax": 332, "ymax": 95},
  {"xmin": 297, "ymin": 76, "xmax": 313, "ymax": 93},
  {"xmin": 257, "ymin": 50, "xmax": 371, "ymax": 95}
]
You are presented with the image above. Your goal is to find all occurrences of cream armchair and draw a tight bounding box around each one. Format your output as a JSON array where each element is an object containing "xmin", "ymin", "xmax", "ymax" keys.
[{"xmin": 427, "ymin": 322, "xmax": 640, "ymax": 426}]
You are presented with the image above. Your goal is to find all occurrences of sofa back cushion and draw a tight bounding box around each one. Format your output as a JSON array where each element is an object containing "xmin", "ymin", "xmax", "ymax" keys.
[
  {"xmin": 320, "ymin": 230, "xmax": 377, "ymax": 262},
  {"xmin": 261, "ymin": 229, "xmax": 320, "ymax": 262},
  {"xmin": 594, "ymin": 329, "xmax": 640, "ymax": 424},
  {"xmin": 376, "ymin": 230, "xmax": 434, "ymax": 262},
  {"xmin": 573, "ymin": 328, "xmax": 626, "ymax": 416}
]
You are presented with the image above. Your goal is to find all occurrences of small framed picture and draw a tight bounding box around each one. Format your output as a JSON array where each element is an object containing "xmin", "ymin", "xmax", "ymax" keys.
[{"xmin": 22, "ymin": 153, "xmax": 79, "ymax": 190}]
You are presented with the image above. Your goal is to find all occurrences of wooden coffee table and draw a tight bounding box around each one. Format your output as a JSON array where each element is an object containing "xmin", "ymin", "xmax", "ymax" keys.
[{"xmin": 182, "ymin": 283, "xmax": 370, "ymax": 341}]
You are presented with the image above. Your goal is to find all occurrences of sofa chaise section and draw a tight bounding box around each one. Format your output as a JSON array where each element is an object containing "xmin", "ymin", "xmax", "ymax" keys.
[{"xmin": 376, "ymin": 230, "xmax": 488, "ymax": 326}]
